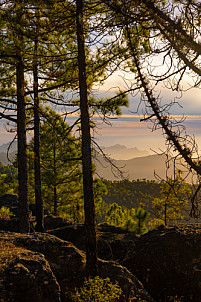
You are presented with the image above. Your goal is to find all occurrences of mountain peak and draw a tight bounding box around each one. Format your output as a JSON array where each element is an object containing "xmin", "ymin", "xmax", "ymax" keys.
[
  {"xmin": 0, "ymin": 141, "xmax": 17, "ymax": 153},
  {"xmin": 101, "ymin": 144, "xmax": 149, "ymax": 160}
]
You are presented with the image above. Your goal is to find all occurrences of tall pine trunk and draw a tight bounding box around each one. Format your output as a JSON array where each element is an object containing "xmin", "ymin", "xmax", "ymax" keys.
[
  {"xmin": 164, "ymin": 198, "xmax": 167, "ymax": 226},
  {"xmin": 17, "ymin": 56, "xmax": 29, "ymax": 233},
  {"xmin": 33, "ymin": 39, "xmax": 44, "ymax": 232},
  {"xmin": 76, "ymin": 0, "xmax": 98, "ymax": 277},
  {"xmin": 53, "ymin": 186, "xmax": 57, "ymax": 216},
  {"xmin": 53, "ymin": 144, "xmax": 57, "ymax": 216}
]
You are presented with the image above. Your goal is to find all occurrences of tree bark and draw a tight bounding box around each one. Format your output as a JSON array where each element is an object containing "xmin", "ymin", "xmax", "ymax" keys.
[
  {"xmin": 53, "ymin": 144, "xmax": 57, "ymax": 216},
  {"xmin": 76, "ymin": 0, "xmax": 98, "ymax": 277},
  {"xmin": 164, "ymin": 200, "xmax": 167, "ymax": 226},
  {"xmin": 17, "ymin": 56, "xmax": 29, "ymax": 233},
  {"xmin": 53, "ymin": 186, "xmax": 57, "ymax": 216},
  {"xmin": 33, "ymin": 39, "xmax": 44, "ymax": 232}
]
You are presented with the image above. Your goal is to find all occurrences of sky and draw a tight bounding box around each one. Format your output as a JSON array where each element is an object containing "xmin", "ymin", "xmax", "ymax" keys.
[
  {"xmin": 89, "ymin": 72, "xmax": 201, "ymax": 154},
  {"xmin": 92, "ymin": 114, "xmax": 201, "ymax": 152},
  {"xmin": 0, "ymin": 71, "xmax": 201, "ymax": 156}
]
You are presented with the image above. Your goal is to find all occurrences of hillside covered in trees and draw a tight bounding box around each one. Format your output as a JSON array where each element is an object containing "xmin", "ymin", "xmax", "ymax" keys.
[{"xmin": 102, "ymin": 179, "xmax": 161, "ymax": 210}]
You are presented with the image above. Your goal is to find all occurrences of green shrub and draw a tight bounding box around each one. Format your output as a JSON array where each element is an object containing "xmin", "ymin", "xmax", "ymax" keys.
[
  {"xmin": 0, "ymin": 206, "xmax": 14, "ymax": 220},
  {"xmin": 70, "ymin": 276, "xmax": 122, "ymax": 302}
]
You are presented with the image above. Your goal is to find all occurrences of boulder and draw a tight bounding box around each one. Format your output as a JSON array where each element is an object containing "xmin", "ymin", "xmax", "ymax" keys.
[
  {"xmin": 97, "ymin": 224, "xmax": 139, "ymax": 261},
  {"xmin": 48, "ymin": 222, "xmax": 201, "ymax": 301},
  {"xmin": 48, "ymin": 223, "xmax": 139, "ymax": 261},
  {"xmin": 0, "ymin": 212, "xmax": 72, "ymax": 233},
  {"xmin": 0, "ymin": 231, "xmax": 85, "ymax": 302},
  {"xmin": 122, "ymin": 224, "xmax": 201, "ymax": 301},
  {"xmin": 44, "ymin": 214, "xmax": 72, "ymax": 231},
  {"xmin": 0, "ymin": 241, "xmax": 60, "ymax": 302},
  {"xmin": 0, "ymin": 231, "xmax": 154, "ymax": 302},
  {"xmin": 0, "ymin": 217, "xmax": 19, "ymax": 232},
  {"xmin": 0, "ymin": 232, "xmax": 85, "ymax": 286},
  {"xmin": 98, "ymin": 260, "xmax": 155, "ymax": 302},
  {"xmin": 47, "ymin": 223, "xmax": 86, "ymax": 251}
]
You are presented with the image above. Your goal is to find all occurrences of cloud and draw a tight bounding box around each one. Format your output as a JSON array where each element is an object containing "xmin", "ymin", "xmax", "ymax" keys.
[{"xmin": 91, "ymin": 112, "xmax": 201, "ymax": 151}]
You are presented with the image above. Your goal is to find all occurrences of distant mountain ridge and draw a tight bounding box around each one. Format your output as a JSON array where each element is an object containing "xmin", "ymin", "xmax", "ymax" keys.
[
  {"xmin": 101, "ymin": 144, "xmax": 149, "ymax": 160},
  {"xmin": 0, "ymin": 141, "xmax": 17, "ymax": 153},
  {"xmin": 0, "ymin": 142, "xmax": 17, "ymax": 165},
  {"xmin": 0, "ymin": 152, "xmax": 16, "ymax": 166},
  {"xmin": 0, "ymin": 142, "xmax": 187, "ymax": 182},
  {"xmin": 94, "ymin": 153, "xmax": 169, "ymax": 181}
]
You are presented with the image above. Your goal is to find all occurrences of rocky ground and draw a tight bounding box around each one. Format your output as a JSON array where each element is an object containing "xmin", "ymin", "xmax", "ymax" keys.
[
  {"xmin": 49, "ymin": 222, "xmax": 201, "ymax": 302},
  {"xmin": 0, "ymin": 229, "xmax": 153, "ymax": 302},
  {"xmin": 1, "ymin": 211, "xmax": 201, "ymax": 301}
]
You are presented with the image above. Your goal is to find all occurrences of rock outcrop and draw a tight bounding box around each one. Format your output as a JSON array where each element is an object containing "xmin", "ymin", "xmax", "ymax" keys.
[
  {"xmin": 122, "ymin": 224, "xmax": 201, "ymax": 301},
  {"xmin": 3, "ymin": 221, "xmax": 201, "ymax": 301},
  {"xmin": 0, "ymin": 240, "xmax": 60, "ymax": 302},
  {"xmin": 49, "ymin": 223, "xmax": 201, "ymax": 301},
  {"xmin": 48, "ymin": 223, "xmax": 139, "ymax": 261},
  {"xmin": 0, "ymin": 213, "xmax": 72, "ymax": 233},
  {"xmin": 44, "ymin": 214, "xmax": 72, "ymax": 231},
  {"xmin": 98, "ymin": 260, "xmax": 155, "ymax": 302},
  {"xmin": 0, "ymin": 217, "xmax": 19, "ymax": 232},
  {"xmin": 0, "ymin": 231, "xmax": 154, "ymax": 302}
]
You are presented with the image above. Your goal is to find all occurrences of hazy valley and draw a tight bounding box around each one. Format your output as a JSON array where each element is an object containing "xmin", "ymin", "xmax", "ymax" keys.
[{"xmin": 0, "ymin": 142, "xmax": 178, "ymax": 181}]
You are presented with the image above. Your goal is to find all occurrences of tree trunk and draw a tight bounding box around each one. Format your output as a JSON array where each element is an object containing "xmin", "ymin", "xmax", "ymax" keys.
[
  {"xmin": 165, "ymin": 198, "xmax": 167, "ymax": 226},
  {"xmin": 17, "ymin": 56, "xmax": 29, "ymax": 233},
  {"xmin": 138, "ymin": 218, "xmax": 141, "ymax": 234},
  {"xmin": 33, "ymin": 39, "xmax": 44, "ymax": 232},
  {"xmin": 53, "ymin": 185, "xmax": 57, "ymax": 216},
  {"xmin": 76, "ymin": 0, "xmax": 98, "ymax": 277},
  {"xmin": 53, "ymin": 143, "xmax": 57, "ymax": 216}
]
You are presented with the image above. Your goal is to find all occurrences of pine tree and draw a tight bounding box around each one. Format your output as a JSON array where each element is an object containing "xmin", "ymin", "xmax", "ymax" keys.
[
  {"xmin": 28, "ymin": 108, "xmax": 82, "ymax": 217},
  {"xmin": 151, "ymin": 171, "xmax": 191, "ymax": 226},
  {"xmin": 134, "ymin": 207, "xmax": 148, "ymax": 235},
  {"xmin": 0, "ymin": 0, "xmax": 30, "ymax": 232},
  {"xmin": 76, "ymin": 0, "xmax": 98, "ymax": 277},
  {"xmin": 105, "ymin": 202, "xmax": 124, "ymax": 227}
]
